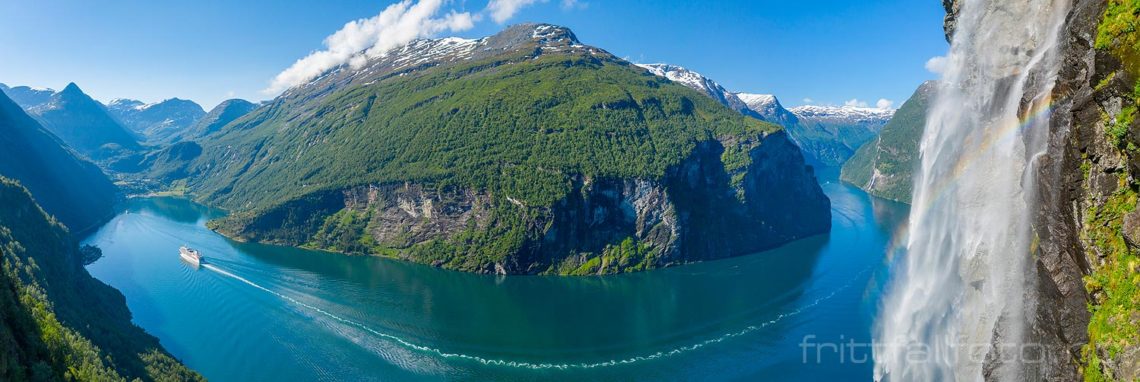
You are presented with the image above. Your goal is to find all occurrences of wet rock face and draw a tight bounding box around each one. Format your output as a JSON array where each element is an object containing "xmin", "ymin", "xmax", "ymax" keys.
[
  {"xmin": 1025, "ymin": 0, "xmax": 1103, "ymax": 380},
  {"xmin": 939, "ymin": 0, "xmax": 1103, "ymax": 380},
  {"xmin": 943, "ymin": 0, "xmax": 962, "ymax": 42}
]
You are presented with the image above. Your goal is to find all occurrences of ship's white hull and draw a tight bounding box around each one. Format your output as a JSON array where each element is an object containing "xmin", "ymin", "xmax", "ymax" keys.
[{"xmin": 180, "ymin": 252, "xmax": 200, "ymax": 265}]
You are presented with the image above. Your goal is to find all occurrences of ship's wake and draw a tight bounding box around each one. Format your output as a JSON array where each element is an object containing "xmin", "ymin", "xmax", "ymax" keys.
[{"xmin": 201, "ymin": 262, "xmax": 870, "ymax": 370}]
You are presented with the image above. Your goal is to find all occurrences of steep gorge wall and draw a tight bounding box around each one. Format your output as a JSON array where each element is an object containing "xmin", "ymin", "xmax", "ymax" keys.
[
  {"xmin": 946, "ymin": 0, "xmax": 1138, "ymax": 379},
  {"xmin": 212, "ymin": 131, "xmax": 830, "ymax": 275}
]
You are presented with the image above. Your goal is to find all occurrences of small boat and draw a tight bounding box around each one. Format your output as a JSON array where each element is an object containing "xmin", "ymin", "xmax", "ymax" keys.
[{"xmin": 179, "ymin": 246, "xmax": 203, "ymax": 266}]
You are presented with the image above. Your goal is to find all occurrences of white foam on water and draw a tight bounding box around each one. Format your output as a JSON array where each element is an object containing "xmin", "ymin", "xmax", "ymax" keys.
[{"xmin": 203, "ymin": 262, "xmax": 870, "ymax": 370}]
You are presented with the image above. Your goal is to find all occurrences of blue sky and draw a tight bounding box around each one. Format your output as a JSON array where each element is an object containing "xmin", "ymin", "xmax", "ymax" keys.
[{"xmin": 0, "ymin": 0, "xmax": 947, "ymax": 110}]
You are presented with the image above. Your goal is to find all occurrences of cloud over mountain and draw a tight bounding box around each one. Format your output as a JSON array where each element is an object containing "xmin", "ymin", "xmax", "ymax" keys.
[{"xmin": 265, "ymin": 0, "xmax": 476, "ymax": 94}]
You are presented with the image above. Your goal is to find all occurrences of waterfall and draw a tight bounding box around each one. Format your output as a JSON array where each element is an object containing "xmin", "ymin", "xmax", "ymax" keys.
[{"xmin": 873, "ymin": 0, "xmax": 1070, "ymax": 380}]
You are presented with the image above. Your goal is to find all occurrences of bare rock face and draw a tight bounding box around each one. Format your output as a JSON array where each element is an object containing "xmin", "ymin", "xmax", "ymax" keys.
[
  {"xmin": 211, "ymin": 131, "xmax": 830, "ymax": 275},
  {"xmin": 1023, "ymin": 0, "xmax": 1105, "ymax": 379},
  {"xmin": 1123, "ymin": 208, "xmax": 1140, "ymax": 247},
  {"xmin": 943, "ymin": 0, "xmax": 962, "ymax": 42},
  {"xmin": 940, "ymin": 0, "xmax": 1110, "ymax": 380}
]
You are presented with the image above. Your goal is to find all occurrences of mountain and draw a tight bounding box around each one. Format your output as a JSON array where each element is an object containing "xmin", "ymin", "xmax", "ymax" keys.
[
  {"xmin": 1044, "ymin": 0, "xmax": 1140, "ymax": 379},
  {"xmin": 180, "ymin": 98, "xmax": 257, "ymax": 141},
  {"xmin": 0, "ymin": 89, "xmax": 118, "ymax": 232},
  {"xmin": 0, "ymin": 83, "xmax": 54, "ymax": 109},
  {"xmin": 736, "ymin": 93, "xmax": 800, "ymax": 127},
  {"xmin": 26, "ymin": 83, "xmax": 141, "ymax": 159},
  {"xmin": 107, "ymin": 98, "xmax": 206, "ymax": 142},
  {"xmin": 157, "ymin": 23, "xmax": 830, "ymax": 275},
  {"xmin": 840, "ymin": 81, "xmax": 935, "ymax": 203},
  {"xmin": 0, "ymin": 177, "xmax": 202, "ymax": 381},
  {"xmin": 782, "ymin": 105, "xmax": 894, "ymax": 166},
  {"xmin": 636, "ymin": 63, "xmax": 893, "ymax": 166},
  {"xmin": 634, "ymin": 64, "xmax": 761, "ymax": 118}
]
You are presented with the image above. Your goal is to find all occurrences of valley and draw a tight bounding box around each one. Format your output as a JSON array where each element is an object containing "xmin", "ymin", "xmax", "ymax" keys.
[
  {"xmin": 1, "ymin": 0, "xmax": 1138, "ymax": 380},
  {"xmin": 82, "ymin": 169, "xmax": 907, "ymax": 380}
]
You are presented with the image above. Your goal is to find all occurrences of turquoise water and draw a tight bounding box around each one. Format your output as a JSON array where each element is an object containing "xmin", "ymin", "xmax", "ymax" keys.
[{"xmin": 84, "ymin": 170, "xmax": 907, "ymax": 381}]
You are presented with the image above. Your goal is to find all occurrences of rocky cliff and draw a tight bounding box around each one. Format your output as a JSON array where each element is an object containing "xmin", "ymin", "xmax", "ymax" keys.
[
  {"xmin": 944, "ymin": 0, "xmax": 1138, "ymax": 379},
  {"xmin": 180, "ymin": 24, "xmax": 831, "ymax": 276},
  {"xmin": 212, "ymin": 130, "xmax": 829, "ymax": 275}
]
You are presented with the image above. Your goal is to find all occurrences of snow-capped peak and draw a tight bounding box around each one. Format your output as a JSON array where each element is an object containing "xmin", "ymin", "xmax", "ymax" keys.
[
  {"xmin": 736, "ymin": 93, "xmax": 783, "ymax": 114},
  {"xmin": 787, "ymin": 104, "xmax": 895, "ymax": 122},
  {"xmin": 635, "ymin": 63, "xmax": 751, "ymax": 114},
  {"xmin": 108, "ymin": 98, "xmax": 148, "ymax": 111}
]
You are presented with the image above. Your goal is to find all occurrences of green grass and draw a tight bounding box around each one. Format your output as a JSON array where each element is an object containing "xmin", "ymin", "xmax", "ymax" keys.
[
  {"xmin": 183, "ymin": 37, "xmax": 782, "ymax": 273},
  {"xmin": 840, "ymin": 81, "xmax": 933, "ymax": 203},
  {"xmin": 1082, "ymin": 4, "xmax": 1140, "ymax": 378},
  {"xmin": 1080, "ymin": 179, "xmax": 1140, "ymax": 382},
  {"xmin": 1097, "ymin": 0, "xmax": 1140, "ymax": 75}
]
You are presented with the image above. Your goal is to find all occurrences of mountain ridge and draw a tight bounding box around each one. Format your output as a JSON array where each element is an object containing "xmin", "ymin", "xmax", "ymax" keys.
[
  {"xmin": 840, "ymin": 81, "xmax": 935, "ymax": 203},
  {"xmin": 0, "ymin": 88, "xmax": 118, "ymax": 232},
  {"xmin": 159, "ymin": 23, "xmax": 830, "ymax": 275},
  {"xmin": 26, "ymin": 83, "xmax": 142, "ymax": 160},
  {"xmin": 107, "ymin": 97, "xmax": 206, "ymax": 143},
  {"xmin": 636, "ymin": 62, "xmax": 893, "ymax": 166}
]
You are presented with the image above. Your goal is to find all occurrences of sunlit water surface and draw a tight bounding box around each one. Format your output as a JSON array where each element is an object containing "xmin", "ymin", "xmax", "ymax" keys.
[{"xmin": 84, "ymin": 169, "xmax": 906, "ymax": 381}]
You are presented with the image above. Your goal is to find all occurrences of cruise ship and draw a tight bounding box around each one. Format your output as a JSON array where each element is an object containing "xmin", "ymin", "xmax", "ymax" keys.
[{"xmin": 179, "ymin": 246, "xmax": 203, "ymax": 266}]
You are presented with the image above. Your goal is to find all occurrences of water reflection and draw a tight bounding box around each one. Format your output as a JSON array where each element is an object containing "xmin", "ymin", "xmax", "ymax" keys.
[
  {"xmin": 85, "ymin": 169, "xmax": 906, "ymax": 381},
  {"xmin": 226, "ymin": 229, "xmax": 827, "ymax": 362}
]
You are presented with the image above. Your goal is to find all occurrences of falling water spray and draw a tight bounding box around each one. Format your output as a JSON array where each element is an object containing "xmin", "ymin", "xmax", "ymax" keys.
[{"xmin": 874, "ymin": 0, "xmax": 1071, "ymax": 380}]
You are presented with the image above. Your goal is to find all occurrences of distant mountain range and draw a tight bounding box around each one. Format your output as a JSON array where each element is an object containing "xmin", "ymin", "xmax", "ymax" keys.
[
  {"xmin": 3, "ymin": 83, "xmax": 142, "ymax": 160},
  {"xmin": 0, "ymin": 83, "xmax": 54, "ymax": 108},
  {"xmin": 1, "ymin": 83, "xmax": 257, "ymax": 162},
  {"xmin": 107, "ymin": 98, "xmax": 206, "ymax": 143},
  {"xmin": 637, "ymin": 64, "xmax": 894, "ymax": 166},
  {"xmin": 634, "ymin": 64, "xmax": 762, "ymax": 119}
]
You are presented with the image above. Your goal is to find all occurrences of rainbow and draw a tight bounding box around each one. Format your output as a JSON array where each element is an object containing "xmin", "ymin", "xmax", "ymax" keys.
[{"xmin": 885, "ymin": 93, "xmax": 1055, "ymax": 254}]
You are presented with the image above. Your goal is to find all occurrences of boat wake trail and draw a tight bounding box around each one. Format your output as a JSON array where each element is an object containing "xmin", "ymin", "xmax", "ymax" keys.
[{"xmin": 203, "ymin": 262, "xmax": 870, "ymax": 370}]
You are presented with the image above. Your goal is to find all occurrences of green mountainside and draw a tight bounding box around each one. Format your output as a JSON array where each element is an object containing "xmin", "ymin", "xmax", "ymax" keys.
[
  {"xmin": 840, "ymin": 81, "xmax": 935, "ymax": 203},
  {"xmin": 0, "ymin": 90, "xmax": 118, "ymax": 233},
  {"xmin": 155, "ymin": 24, "xmax": 830, "ymax": 275},
  {"xmin": 0, "ymin": 176, "xmax": 201, "ymax": 381}
]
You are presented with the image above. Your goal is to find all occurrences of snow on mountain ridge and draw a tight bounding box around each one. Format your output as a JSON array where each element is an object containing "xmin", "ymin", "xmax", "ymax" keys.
[
  {"xmin": 635, "ymin": 63, "xmax": 752, "ymax": 115},
  {"xmin": 736, "ymin": 93, "xmax": 783, "ymax": 115},
  {"xmin": 287, "ymin": 24, "xmax": 602, "ymax": 99},
  {"xmin": 788, "ymin": 104, "xmax": 895, "ymax": 123}
]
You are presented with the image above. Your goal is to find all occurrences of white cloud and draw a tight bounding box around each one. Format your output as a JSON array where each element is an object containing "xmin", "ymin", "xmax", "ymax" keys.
[
  {"xmin": 876, "ymin": 98, "xmax": 894, "ymax": 110},
  {"xmin": 802, "ymin": 98, "xmax": 814, "ymax": 104},
  {"xmin": 844, "ymin": 98, "xmax": 869, "ymax": 108},
  {"xmin": 561, "ymin": 0, "xmax": 587, "ymax": 10},
  {"xmin": 487, "ymin": 0, "xmax": 544, "ymax": 23},
  {"xmin": 264, "ymin": 0, "xmax": 475, "ymax": 94},
  {"xmin": 925, "ymin": 55, "xmax": 948, "ymax": 74}
]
